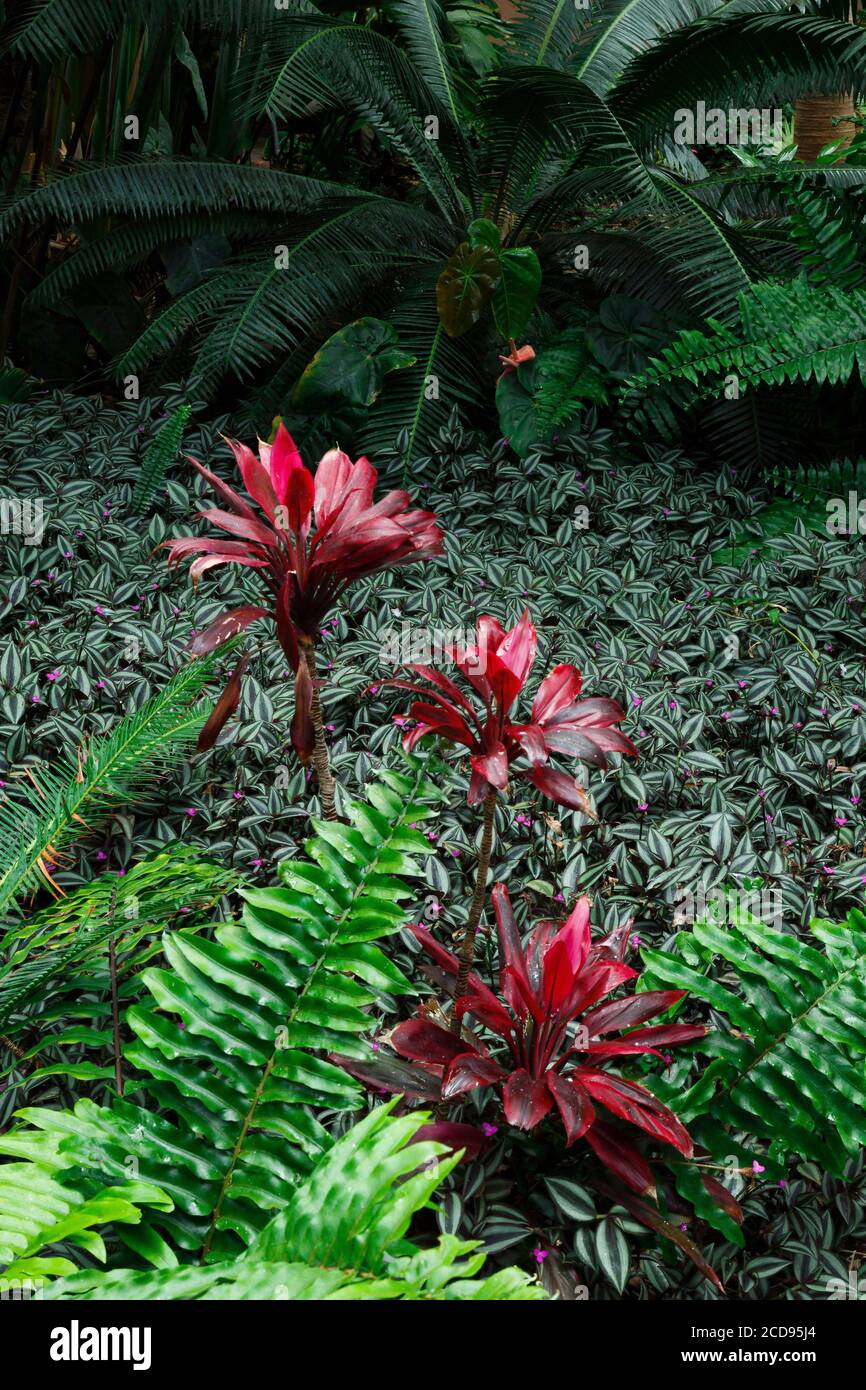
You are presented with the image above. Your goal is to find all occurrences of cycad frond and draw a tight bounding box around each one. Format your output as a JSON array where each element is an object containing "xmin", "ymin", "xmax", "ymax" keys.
[
  {"xmin": 508, "ymin": 0, "xmax": 588, "ymax": 69},
  {"xmin": 233, "ymin": 15, "xmax": 466, "ymax": 216},
  {"xmin": 0, "ymin": 652, "xmax": 226, "ymax": 916},
  {"xmin": 390, "ymin": 0, "xmax": 462, "ymax": 122},
  {"xmin": 0, "ymin": 159, "xmax": 350, "ymax": 243},
  {"xmin": 0, "ymin": 847, "xmax": 236, "ymax": 1040},
  {"xmin": 612, "ymin": 14, "xmax": 866, "ymax": 148}
]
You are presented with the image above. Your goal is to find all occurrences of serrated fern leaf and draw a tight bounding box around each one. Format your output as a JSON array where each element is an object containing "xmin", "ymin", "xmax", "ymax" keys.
[
  {"xmin": 641, "ymin": 905, "xmax": 866, "ymax": 1176},
  {"xmin": 630, "ymin": 279, "xmax": 866, "ymax": 400},
  {"xmin": 0, "ymin": 757, "xmax": 448, "ymax": 1264}
]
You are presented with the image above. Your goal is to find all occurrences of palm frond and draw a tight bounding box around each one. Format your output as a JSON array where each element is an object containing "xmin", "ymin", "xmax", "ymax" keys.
[{"xmin": 0, "ymin": 651, "xmax": 227, "ymax": 916}]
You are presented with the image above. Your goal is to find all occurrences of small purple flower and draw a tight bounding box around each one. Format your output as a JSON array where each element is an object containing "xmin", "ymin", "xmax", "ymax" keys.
[
  {"xmin": 532, "ymin": 1247, "xmax": 548, "ymax": 1264},
  {"xmin": 835, "ymin": 814, "xmax": 847, "ymax": 826},
  {"xmin": 184, "ymin": 807, "xmax": 197, "ymax": 817},
  {"xmin": 481, "ymin": 1122, "xmax": 498, "ymax": 1138},
  {"xmin": 632, "ymin": 695, "xmax": 642, "ymax": 707},
  {"xmin": 752, "ymin": 1161, "xmax": 765, "ymax": 1174},
  {"xmin": 45, "ymin": 669, "xmax": 61, "ymax": 682},
  {"xmin": 636, "ymin": 801, "xmax": 649, "ymax": 812}
]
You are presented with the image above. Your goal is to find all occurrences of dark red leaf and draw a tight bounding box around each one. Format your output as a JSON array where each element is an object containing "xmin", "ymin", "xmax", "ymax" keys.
[
  {"xmin": 579, "ymin": 1071, "xmax": 693, "ymax": 1156},
  {"xmin": 187, "ymin": 605, "xmax": 268, "ymax": 657},
  {"xmin": 390, "ymin": 1018, "xmax": 476, "ymax": 1066},
  {"xmin": 594, "ymin": 1179, "xmax": 724, "ymax": 1291},
  {"xmin": 585, "ymin": 1121, "xmax": 656, "ymax": 1196},
  {"xmin": 584, "ymin": 990, "xmax": 687, "ymax": 1036},
  {"xmin": 196, "ymin": 654, "xmax": 249, "ymax": 752},
  {"xmin": 502, "ymin": 1068, "xmax": 553, "ymax": 1129},
  {"xmin": 331, "ymin": 1052, "xmax": 441, "ymax": 1101},
  {"xmin": 546, "ymin": 1071, "xmax": 595, "ymax": 1146},
  {"xmin": 522, "ymin": 766, "xmax": 594, "ymax": 814},
  {"xmin": 411, "ymin": 1122, "xmax": 486, "ymax": 1162},
  {"xmin": 442, "ymin": 1051, "xmax": 507, "ymax": 1099},
  {"xmin": 701, "ymin": 1173, "xmax": 744, "ymax": 1224},
  {"xmin": 291, "ymin": 660, "xmax": 314, "ymax": 763}
]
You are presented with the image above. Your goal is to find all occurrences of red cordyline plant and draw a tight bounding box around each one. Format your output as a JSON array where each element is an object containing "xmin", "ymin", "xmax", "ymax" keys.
[
  {"xmin": 163, "ymin": 425, "xmax": 442, "ymax": 817},
  {"xmin": 375, "ymin": 608, "xmax": 636, "ymax": 1020},
  {"xmin": 345, "ymin": 884, "xmax": 705, "ymax": 1196}
]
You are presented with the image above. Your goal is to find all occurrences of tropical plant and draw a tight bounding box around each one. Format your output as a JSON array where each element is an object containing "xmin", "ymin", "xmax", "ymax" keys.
[
  {"xmin": 132, "ymin": 401, "xmax": 191, "ymax": 514},
  {"xmin": 0, "ymin": 847, "xmax": 236, "ymax": 1119},
  {"xmin": 0, "ymin": 755, "xmax": 446, "ymax": 1266},
  {"xmin": 36, "ymin": 1105, "xmax": 546, "ymax": 1300},
  {"xmin": 375, "ymin": 607, "xmax": 635, "ymax": 1007},
  {"xmin": 641, "ymin": 902, "xmax": 866, "ymax": 1186},
  {"xmin": 8, "ymin": 2, "xmax": 866, "ymax": 457},
  {"xmin": 163, "ymin": 425, "xmax": 442, "ymax": 816},
  {"xmin": 0, "ymin": 650, "xmax": 231, "ymax": 916},
  {"xmin": 346, "ymin": 884, "xmax": 704, "ymax": 1182}
]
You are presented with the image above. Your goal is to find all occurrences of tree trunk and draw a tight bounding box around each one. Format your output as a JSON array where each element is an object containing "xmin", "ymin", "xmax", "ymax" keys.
[
  {"xmin": 449, "ymin": 791, "xmax": 497, "ymax": 1032},
  {"xmin": 795, "ymin": 2, "xmax": 859, "ymax": 162},
  {"xmin": 299, "ymin": 638, "xmax": 338, "ymax": 821},
  {"xmin": 795, "ymin": 93, "xmax": 857, "ymax": 163}
]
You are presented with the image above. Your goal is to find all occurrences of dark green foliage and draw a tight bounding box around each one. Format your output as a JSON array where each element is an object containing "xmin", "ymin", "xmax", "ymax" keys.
[
  {"xmin": 643, "ymin": 905, "xmax": 866, "ymax": 1179},
  {"xmin": 43, "ymin": 1105, "xmax": 546, "ymax": 1300},
  {"xmin": 0, "ymin": 759, "xmax": 445, "ymax": 1267}
]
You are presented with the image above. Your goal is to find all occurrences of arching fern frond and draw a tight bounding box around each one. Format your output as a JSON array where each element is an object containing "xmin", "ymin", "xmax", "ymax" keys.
[
  {"xmin": 41, "ymin": 1106, "xmax": 546, "ymax": 1299},
  {"xmin": 642, "ymin": 905, "xmax": 866, "ymax": 1177},
  {"xmin": 630, "ymin": 278, "xmax": 866, "ymax": 397},
  {"xmin": 132, "ymin": 403, "xmax": 191, "ymax": 512}
]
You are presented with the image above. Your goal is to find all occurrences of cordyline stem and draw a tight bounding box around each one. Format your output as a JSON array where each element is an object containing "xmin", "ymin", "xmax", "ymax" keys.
[
  {"xmin": 450, "ymin": 790, "xmax": 497, "ymax": 1033},
  {"xmin": 299, "ymin": 637, "xmax": 337, "ymax": 821}
]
